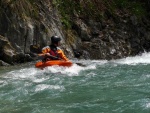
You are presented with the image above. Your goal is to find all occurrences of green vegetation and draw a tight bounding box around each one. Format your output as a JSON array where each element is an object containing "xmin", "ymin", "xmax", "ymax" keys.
[
  {"xmin": 130, "ymin": 2, "xmax": 146, "ymax": 17},
  {"xmin": 0, "ymin": 0, "xmax": 39, "ymax": 20},
  {"xmin": 52, "ymin": 0, "xmax": 147, "ymax": 45},
  {"xmin": 112, "ymin": 0, "xmax": 146, "ymax": 17},
  {"xmin": 0, "ymin": 0, "xmax": 146, "ymax": 25},
  {"xmin": 53, "ymin": 0, "xmax": 147, "ymax": 29}
]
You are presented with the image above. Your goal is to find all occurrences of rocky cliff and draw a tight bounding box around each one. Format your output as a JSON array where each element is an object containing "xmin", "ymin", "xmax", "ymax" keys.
[{"xmin": 0, "ymin": 0, "xmax": 150, "ymax": 66}]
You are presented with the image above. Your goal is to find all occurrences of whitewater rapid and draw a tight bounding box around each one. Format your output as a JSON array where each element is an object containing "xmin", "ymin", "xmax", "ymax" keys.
[{"xmin": 1, "ymin": 52, "xmax": 150, "ymax": 77}]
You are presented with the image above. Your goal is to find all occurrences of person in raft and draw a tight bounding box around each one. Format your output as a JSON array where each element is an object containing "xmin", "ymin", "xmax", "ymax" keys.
[{"xmin": 41, "ymin": 35, "xmax": 69, "ymax": 62}]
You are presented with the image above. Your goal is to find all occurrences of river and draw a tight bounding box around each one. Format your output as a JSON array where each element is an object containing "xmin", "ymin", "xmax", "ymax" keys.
[{"xmin": 1, "ymin": 52, "xmax": 150, "ymax": 113}]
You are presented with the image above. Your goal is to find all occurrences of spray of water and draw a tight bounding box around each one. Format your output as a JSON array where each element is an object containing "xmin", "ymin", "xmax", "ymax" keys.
[
  {"xmin": 2, "ymin": 52, "xmax": 150, "ymax": 80},
  {"xmin": 113, "ymin": 52, "xmax": 150, "ymax": 65}
]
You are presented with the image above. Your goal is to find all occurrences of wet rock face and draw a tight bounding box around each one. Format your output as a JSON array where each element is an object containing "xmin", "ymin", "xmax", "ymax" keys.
[
  {"xmin": 0, "ymin": 1, "xmax": 74, "ymax": 65},
  {"xmin": 0, "ymin": 60, "xmax": 10, "ymax": 66},
  {"xmin": 72, "ymin": 11, "xmax": 150, "ymax": 60},
  {"xmin": 0, "ymin": 35, "xmax": 33, "ymax": 65},
  {"xmin": 0, "ymin": 35, "xmax": 16, "ymax": 64}
]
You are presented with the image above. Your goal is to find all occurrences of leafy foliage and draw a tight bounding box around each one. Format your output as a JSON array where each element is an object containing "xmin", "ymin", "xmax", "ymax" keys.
[
  {"xmin": 0, "ymin": 0, "xmax": 39, "ymax": 20},
  {"xmin": 54, "ymin": 0, "xmax": 147, "ymax": 28}
]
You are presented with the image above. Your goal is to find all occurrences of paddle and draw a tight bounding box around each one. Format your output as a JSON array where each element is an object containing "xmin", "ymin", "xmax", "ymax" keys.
[
  {"xmin": 37, "ymin": 53, "xmax": 86, "ymax": 67},
  {"xmin": 75, "ymin": 62, "xmax": 86, "ymax": 67},
  {"xmin": 38, "ymin": 53, "xmax": 61, "ymax": 60}
]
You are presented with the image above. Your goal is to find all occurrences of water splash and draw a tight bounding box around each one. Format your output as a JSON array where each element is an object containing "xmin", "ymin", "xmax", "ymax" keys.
[
  {"xmin": 113, "ymin": 52, "xmax": 150, "ymax": 65},
  {"xmin": 43, "ymin": 63, "xmax": 96, "ymax": 76}
]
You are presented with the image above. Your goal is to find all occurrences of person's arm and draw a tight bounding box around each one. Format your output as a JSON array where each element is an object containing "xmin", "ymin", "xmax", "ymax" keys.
[
  {"xmin": 43, "ymin": 46, "xmax": 53, "ymax": 56},
  {"xmin": 58, "ymin": 49, "xmax": 69, "ymax": 61},
  {"xmin": 42, "ymin": 46, "xmax": 50, "ymax": 54}
]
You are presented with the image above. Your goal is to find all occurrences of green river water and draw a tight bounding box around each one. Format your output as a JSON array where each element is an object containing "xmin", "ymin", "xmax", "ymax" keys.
[{"xmin": 1, "ymin": 52, "xmax": 150, "ymax": 113}]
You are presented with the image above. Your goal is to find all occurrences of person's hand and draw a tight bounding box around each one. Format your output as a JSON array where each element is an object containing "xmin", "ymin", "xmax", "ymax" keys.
[{"xmin": 45, "ymin": 53, "xmax": 50, "ymax": 56}]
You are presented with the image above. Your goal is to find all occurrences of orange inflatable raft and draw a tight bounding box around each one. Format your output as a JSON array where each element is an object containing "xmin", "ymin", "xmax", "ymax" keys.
[{"xmin": 35, "ymin": 60, "xmax": 73, "ymax": 69}]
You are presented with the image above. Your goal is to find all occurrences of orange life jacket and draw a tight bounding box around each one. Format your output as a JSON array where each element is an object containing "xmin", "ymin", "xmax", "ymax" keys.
[{"xmin": 42, "ymin": 45, "xmax": 69, "ymax": 61}]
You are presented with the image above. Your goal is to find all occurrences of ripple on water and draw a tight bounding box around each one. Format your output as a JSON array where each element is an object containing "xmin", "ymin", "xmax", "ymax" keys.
[{"xmin": 34, "ymin": 84, "xmax": 65, "ymax": 92}]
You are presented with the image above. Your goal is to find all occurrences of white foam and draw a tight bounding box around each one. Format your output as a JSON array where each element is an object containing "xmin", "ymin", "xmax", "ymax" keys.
[
  {"xmin": 35, "ymin": 84, "xmax": 65, "ymax": 92},
  {"xmin": 145, "ymin": 103, "xmax": 150, "ymax": 108},
  {"xmin": 44, "ymin": 64, "xmax": 85, "ymax": 76},
  {"xmin": 4, "ymin": 52, "xmax": 150, "ymax": 78},
  {"xmin": 5, "ymin": 67, "xmax": 38, "ymax": 79},
  {"xmin": 114, "ymin": 52, "xmax": 150, "ymax": 65},
  {"xmin": 42, "ymin": 60, "xmax": 106, "ymax": 76},
  {"xmin": 1, "ymin": 59, "xmax": 107, "ymax": 79}
]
